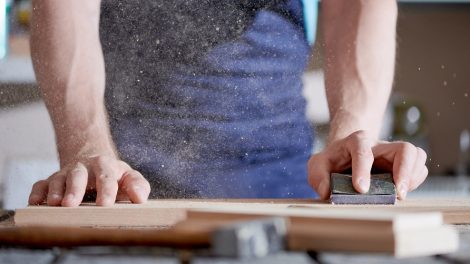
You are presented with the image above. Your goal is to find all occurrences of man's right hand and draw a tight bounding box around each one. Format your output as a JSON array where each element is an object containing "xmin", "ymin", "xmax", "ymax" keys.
[
  {"xmin": 28, "ymin": 1, "xmax": 151, "ymax": 207},
  {"xmin": 28, "ymin": 156, "xmax": 151, "ymax": 207}
]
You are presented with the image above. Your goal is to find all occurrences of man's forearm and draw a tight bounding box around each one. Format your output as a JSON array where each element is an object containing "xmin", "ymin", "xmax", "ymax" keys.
[
  {"xmin": 31, "ymin": 0, "xmax": 115, "ymax": 167},
  {"xmin": 322, "ymin": 0, "xmax": 397, "ymax": 142}
]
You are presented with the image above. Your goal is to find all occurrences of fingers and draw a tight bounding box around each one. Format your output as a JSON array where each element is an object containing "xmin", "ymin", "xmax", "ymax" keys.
[
  {"xmin": 410, "ymin": 166, "xmax": 428, "ymax": 192},
  {"xmin": 308, "ymin": 129, "xmax": 428, "ymax": 200},
  {"xmin": 62, "ymin": 163, "xmax": 88, "ymax": 207},
  {"xmin": 373, "ymin": 142, "xmax": 422, "ymax": 199},
  {"xmin": 29, "ymin": 180, "xmax": 49, "ymax": 205},
  {"xmin": 307, "ymin": 155, "xmax": 331, "ymax": 200},
  {"xmin": 47, "ymin": 172, "xmax": 66, "ymax": 206},
  {"xmin": 307, "ymin": 130, "xmax": 375, "ymax": 198},
  {"xmin": 392, "ymin": 143, "xmax": 419, "ymax": 199},
  {"xmin": 28, "ymin": 155, "xmax": 148, "ymax": 207},
  {"xmin": 346, "ymin": 131, "xmax": 374, "ymax": 194},
  {"xmin": 409, "ymin": 148, "xmax": 428, "ymax": 191},
  {"xmin": 116, "ymin": 191, "xmax": 129, "ymax": 202},
  {"xmin": 93, "ymin": 157, "xmax": 120, "ymax": 207},
  {"xmin": 120, "ymin": 169, "xmax": 151, "ymax": 203}
]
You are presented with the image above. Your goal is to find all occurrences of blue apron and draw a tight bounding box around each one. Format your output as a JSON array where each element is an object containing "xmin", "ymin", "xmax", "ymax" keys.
[{"xmin": 100, "ymin": 0, "xmax": 318, "ymax": 198}]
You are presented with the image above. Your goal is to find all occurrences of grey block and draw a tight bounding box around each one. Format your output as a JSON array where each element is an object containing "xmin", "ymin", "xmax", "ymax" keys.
[{"xmin": 330, "ymin": 194, "xmax": 396, "ymax": 205}]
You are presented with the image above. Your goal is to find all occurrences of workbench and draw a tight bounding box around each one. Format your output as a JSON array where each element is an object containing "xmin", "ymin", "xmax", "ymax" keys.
[{"xmin": 1, "ymin": 208, "xmax": 470, "ymax": 264}]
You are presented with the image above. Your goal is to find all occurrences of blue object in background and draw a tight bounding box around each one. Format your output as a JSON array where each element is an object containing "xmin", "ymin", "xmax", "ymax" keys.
[
  {"xmin": 302, "ymin": 0, "xmax": 318, "ymax": 45},
  {"xmin": 0, "ymin": 0, "xmax": 10, "ymax": 59}
]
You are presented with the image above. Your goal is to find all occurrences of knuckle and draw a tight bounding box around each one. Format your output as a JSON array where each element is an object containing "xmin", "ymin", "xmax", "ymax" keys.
[
  {"xmin": 93, "ymin": 156, "xmax": 113, "ymax": 167},
  {"xmin": 70, "ymin": 165, "xmax": 87, "ymax": 177},
  {"xmin": 355, "ymin": 146, "xmax": 372, "ymax": 158},
  {"xmin": 398, "ymin": 142, "xmax": 416, "ymax": 154},
  {"xmin": 48, "ymin": 176, "xmax": 63, "ymax": 186},
  {"xmin": 32, "ymin": 180, "xmax": 47, "ymax": 189},
  {"xmin": 118, "ymin": 161, "xmax": 132, "ymax": 170},
  {"xmin": 307, "ymin": 172, "xmax": 323, "ymax": 188},
  {"xmin": 48, "ymin": 171, "xmax": 62, "ymax": 181},
  {"xmin": 417, "ymin": 147, "xmax": 428, "ymax": 160},
  {"xmin": 97, "ymin": 173, "xmax": 112, "ymax": 182},
  {"xmin": 307, "ymin": 154, "xmax": 325, "ymax": 169},
  {"xmin": 351, "ymin": 130, "xmax": 368, "ymax": 140}
]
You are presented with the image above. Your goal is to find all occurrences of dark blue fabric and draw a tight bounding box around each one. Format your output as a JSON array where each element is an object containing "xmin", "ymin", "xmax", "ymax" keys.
[{"xmin": 101, "ymin": 0, "xmax": 315, "ymax": 198}]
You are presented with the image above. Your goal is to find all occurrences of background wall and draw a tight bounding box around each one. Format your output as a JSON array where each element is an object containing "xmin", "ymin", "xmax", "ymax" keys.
[
  {"xmin": 309, "ymin": 3, "xmax": 470, "ymax": 175},
  {"xmin": 394, "ymin": 4, "xmax": 470, "ymax": 174}
]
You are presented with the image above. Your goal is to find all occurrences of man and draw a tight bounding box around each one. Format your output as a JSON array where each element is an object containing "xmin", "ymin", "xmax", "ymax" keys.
[{"xmin": 28, "ymin": 0, "xmax": 428, "ymax": 207}]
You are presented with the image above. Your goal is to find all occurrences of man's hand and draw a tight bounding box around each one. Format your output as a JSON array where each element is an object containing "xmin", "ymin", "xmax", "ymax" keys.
[
  {"xmin": 28, "ymin": 1, "xmax": 150, "ymax": 207},
  {"xmin": 310, "ymin": 1, "xmax": 416, "ymax": 199},
  {"xmin": 29, "ymin": 156, "xmax": 151, "ymax": 207},
  {"xmin": 308, "ymin": 131, "xmax": 428, "ymax": 200}
]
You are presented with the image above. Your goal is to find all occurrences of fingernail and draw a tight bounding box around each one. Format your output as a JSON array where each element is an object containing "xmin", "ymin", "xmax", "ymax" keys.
[
  {"xmin": 358, "ymin": 178, "xmax": 369, "ymax": 193},
  {"xmin": 399, "ymin": 184, "xmax": 408, "ymax": 199}
]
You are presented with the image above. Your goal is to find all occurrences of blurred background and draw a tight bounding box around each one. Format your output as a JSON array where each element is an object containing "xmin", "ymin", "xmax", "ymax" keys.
[{"xmin": 0, "ymin": 0, "xmax": 469, "ymax": 209}]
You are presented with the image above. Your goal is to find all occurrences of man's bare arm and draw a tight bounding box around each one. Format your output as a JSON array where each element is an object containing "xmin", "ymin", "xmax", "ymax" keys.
[
  {"xmin": 308, "ymin": 0, "xmax": 428, "ymax": 199},
  {"xmin": 31, "ymin": 0, "xmax": 113, "ymax": 164},
  {"xmin": 323, "ymin": 0, "xmax": 396, "ymax": 141},
  {"xmin": 29, "ymin": 0, "xmax": 150, "ymax": 207}
]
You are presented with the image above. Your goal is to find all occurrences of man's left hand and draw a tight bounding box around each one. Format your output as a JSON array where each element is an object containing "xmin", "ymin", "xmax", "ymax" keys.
[{"xmin": 307, "ymin": 130, "xmax": 428, "ymax": 200}]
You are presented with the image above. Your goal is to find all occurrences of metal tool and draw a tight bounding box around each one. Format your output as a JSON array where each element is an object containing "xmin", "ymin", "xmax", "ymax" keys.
[
  {"xmin": 330, "ymin": 173, "xmax": 397, "ymax": 205},
  {"xmin": 211, "ymin": 217, "xmax": 287, "ymax": 258}
]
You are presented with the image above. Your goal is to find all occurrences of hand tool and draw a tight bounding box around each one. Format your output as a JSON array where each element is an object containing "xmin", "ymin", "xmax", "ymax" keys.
[{"xmin": 330, "ymin": 172, "xmax": 397, "ymax": 204}]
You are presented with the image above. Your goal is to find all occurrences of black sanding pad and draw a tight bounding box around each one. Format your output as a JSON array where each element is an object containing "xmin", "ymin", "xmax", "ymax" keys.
[{"xmin": 330, "ymin": 173, "xmax": 397, "ymax": 205}]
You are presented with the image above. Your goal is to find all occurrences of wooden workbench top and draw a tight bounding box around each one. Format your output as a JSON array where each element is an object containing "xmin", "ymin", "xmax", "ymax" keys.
[{"xmin": 13, "ymin": 198, "xmax": 470, "ymax": 227}]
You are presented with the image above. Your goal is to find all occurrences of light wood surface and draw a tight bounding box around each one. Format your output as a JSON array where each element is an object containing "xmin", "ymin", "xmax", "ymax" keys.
[
  {"xmin": 14, "ymin": 198, "xmax": 470, "ymax": 227},
  {"xmin": 10, "ymin": 199, "xmax": 467, "ymax": 257},
  {"xmin": 181, "ymin": 208, "xmax": 458, "ymax": 258}
]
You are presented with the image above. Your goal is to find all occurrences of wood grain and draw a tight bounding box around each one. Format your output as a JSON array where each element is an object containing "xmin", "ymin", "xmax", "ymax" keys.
[
  {"xmin": 10, "ymin": 199, "xmax": 466, "ymax": 257},
  {"xmin": 14, "ymin": 198, "xmax": 470, "ymax": 228},
  {"xmin": 180, "ymin": 207, "xmax": 458, "ymax": 258}
]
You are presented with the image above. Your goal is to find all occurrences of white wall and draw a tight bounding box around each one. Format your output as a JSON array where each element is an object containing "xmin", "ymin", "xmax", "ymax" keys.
[{"xmin": 0, "ymin": 101, "xmax": 58, "ymax": 209}]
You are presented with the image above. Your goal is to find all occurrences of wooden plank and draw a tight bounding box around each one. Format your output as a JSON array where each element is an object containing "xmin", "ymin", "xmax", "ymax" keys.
[
  {"xmin": 14, "ymin": 198, "xmax": 470, "ymax": 227},
  {"xmin": 289, "ymin": 198, "xmax": 470, "ymax": 224},
  {"xmin": 14, "ymin": 200, "xmax": 298, "ymax": 228},
  {"xmin": 7, "ymin": 207, "xmax": 460, "ymax": 258},
  {"xmin": 181, "ymin": 208, "xmax": 458, "ymax": 258}
]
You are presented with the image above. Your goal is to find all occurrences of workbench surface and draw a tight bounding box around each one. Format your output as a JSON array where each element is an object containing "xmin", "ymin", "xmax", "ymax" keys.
[{"xmin": 1, "ymin": 210, "xmax": 470, "ymax": 264}]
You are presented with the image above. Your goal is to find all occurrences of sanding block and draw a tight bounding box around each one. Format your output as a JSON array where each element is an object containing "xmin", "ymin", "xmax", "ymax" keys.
[{"xmin": 330, "ymin": 173, "xmax": 397, "ymax": 205}]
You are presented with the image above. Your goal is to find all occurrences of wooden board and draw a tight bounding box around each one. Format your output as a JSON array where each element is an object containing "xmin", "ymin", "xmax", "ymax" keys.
[
  {"xmin": 14, "ymin": 199, "xmax": 304, "ymax": 228},
  {"xmin": 11, "ymin": 199, "xmax": 466, "ymax": 257},
  {"xmin": 180, "ymin": 208, "xmax": 458, "ymax": 258},
  {"xmin": 14, "ymin": 198, "xmax": 470, "ymax": 228},
  {"xmin": 2, "ymin": 209, "xmax": 459, "ymax": 258},
  {"xmin": 290, "ymin": 198, "xmax": 470, "ymax": 224}
]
